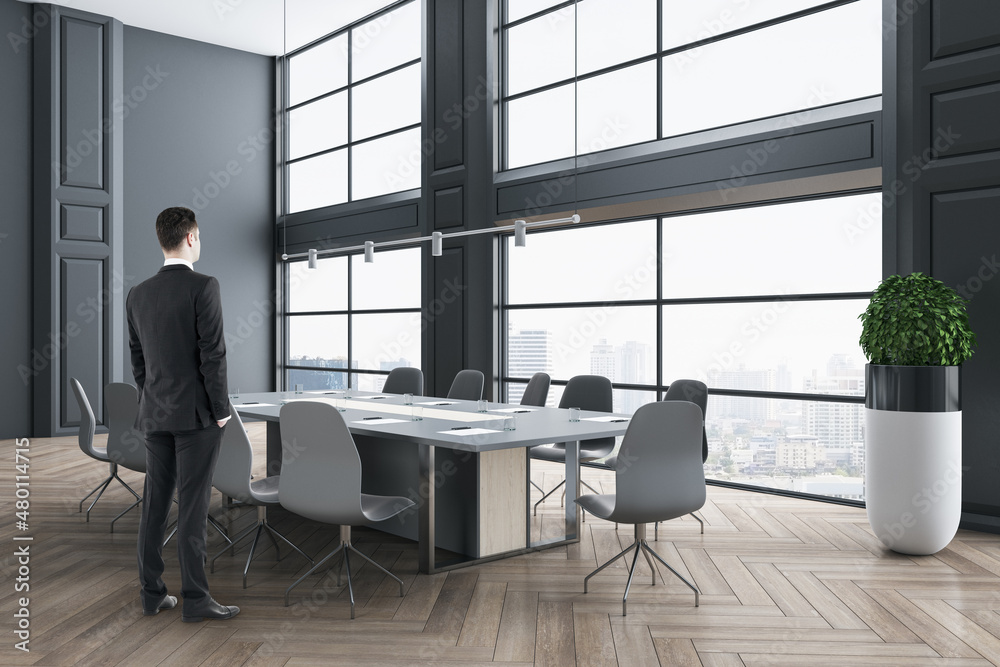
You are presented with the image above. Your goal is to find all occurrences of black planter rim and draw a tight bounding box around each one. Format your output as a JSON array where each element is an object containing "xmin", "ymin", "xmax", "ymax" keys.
[{"xmin": 865, "ymin": 364, "xmax": 961, "ymax": 412}]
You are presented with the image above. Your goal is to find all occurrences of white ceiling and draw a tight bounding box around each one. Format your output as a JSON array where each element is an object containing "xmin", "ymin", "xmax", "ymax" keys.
[
  {"xmin": 19, "ymin": 0, "xmax": 407, "ymax": 56},
  {"xmin": 19, "ymin": 0, "xmax": 286, "ymax": 55}
]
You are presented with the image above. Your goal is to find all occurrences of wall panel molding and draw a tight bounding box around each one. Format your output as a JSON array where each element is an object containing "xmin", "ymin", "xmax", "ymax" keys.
[
  {"xmin": 931, "ymin": 0, "xmax": 1000, "ymax": 60},
  {"xmin": 60, "ymin": 204, "xmax": 106, "ymax": 242},
  {"xmin": 33, "ymin": 5, "xmax": 123, "ymax": 435},
  {"xmin": 930, "ymin": 81, "xmax": 1000, "ymax": 158}
]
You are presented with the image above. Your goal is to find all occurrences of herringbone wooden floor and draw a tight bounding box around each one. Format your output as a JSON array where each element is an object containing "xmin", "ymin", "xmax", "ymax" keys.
[{"xmin": 3, "ymin": 427, "xmax": 1000, "ymax": 666}]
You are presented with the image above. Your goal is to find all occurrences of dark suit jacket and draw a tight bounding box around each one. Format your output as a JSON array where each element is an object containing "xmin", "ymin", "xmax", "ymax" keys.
[{"xmin": 127, "ymin": 264, "xmax": 230, "ymax": 431}]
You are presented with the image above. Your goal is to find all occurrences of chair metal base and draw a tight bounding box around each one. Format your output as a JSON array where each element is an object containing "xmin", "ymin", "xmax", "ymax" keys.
[
  {"xmin": 210, "ymin": 506, "xmax": 313, "ymax": 588},
  {"xmin": 284, "ymin": 525, "xmax": 405, "ymax": 618},
  {"xmin": 79, "ymin": 462, "xmax": 142, "ymax": 525},
  {"xmin": 110, "ymin": 495, "xmax": 144, "ymax": 533},
  {"xmin": 532, "ymin": 478, "xmax": 600, "ymax": 516},
  {"xmin": 584, "ymin": 525, "xmax": 699, "ymax": 616},
  {"xmin": 162, "ymin": 501, "xmax": 234, "ymax": 549},
  {"xmin": 654, "ymin": 512, "xmax": 704, "ymax": 540},
  {"xmin": 533, "ymin": 479, "xmax": 565, "ymax": 515}
]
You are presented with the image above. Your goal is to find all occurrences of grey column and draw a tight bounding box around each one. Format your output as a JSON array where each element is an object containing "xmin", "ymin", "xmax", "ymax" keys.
[
  {"xmin": 885, "ymin": 0, "xmax": 1000, "ymax": 525},
  {"xmin": 421, "ymin": 0, "xmax": 498, "ymax": 400}
]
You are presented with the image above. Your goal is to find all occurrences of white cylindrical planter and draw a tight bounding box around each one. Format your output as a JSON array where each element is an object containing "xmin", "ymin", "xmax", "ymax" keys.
[{"xmin": 865, "ymin": 365, "xmax": 962, "ymax": 555}]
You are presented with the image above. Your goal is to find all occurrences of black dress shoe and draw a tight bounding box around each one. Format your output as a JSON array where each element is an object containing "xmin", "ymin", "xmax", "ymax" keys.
[
  {"xmin": 182, "ymin": 598, "xmax": 240, "ymax": 623},
  {"xmin": 142, "ymin": 595, "xmax": 177, "ymax": 616}
]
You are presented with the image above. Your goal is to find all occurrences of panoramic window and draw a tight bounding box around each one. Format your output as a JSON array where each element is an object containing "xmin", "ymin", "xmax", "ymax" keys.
[
  {"xmin": 503, "ymin": 192, "xmax": 881, "ymax": 501},
  {"xmin": 502, "ymin": 0, "xmax": 881, "ymax": 169},
  {"xmin": 286, "ymin": 247, "xmax": 422, "ymax": 392},
  {"xmin": 284, "ymin": 0, "xmax": 421, "ymax": 213}
]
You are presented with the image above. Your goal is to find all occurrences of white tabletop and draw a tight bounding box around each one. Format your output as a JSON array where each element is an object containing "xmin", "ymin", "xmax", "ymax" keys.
[{"xmin": 231, "ymin": 390, "xmax": 631, "ymax": 452}]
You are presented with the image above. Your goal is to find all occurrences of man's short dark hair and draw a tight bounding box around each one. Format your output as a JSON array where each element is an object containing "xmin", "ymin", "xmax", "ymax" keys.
[{"xmin": 156, "ymin": 207, "xmax": 198, "ymax": 251}]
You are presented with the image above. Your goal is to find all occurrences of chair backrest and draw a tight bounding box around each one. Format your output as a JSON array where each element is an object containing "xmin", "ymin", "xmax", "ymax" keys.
[
  {"xmin": 212, "ymin": 401, "xmax": 254, "ymax": 501},
  {"xmin": 612, "ymin": 400, "xmax": 706, "ymax": 525},
  {"xmin": 559, "ymin": 374, "xmax": 614, "ymax": 450},
  {"xmin": 104, "ymin": 383, "xmax": 147, "ymax": 473},
  {"xmin": 663, "ymin": 379, "xmax": 709, "ymax": 463},
  {"xmin": 70, "ymin": 377, "xmax": 100, "ymax": 460},
  {"xmin": 520, "ymin": 372, "xmax": 551, "ymax": 407},
  {"xmin": 383, "ymin": 367, "xmax": 424, "ymax": 395},
  {"xmin": 278, "ymin": 401, "xmax": 366, "ymax": 525},
  {"xmin": 447, "ymin": 369, "xmax": 484, "ymax": 400}
]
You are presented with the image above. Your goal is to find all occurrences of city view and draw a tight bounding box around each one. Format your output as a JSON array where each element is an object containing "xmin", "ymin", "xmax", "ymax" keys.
[
  {"xmin": 507, "ymin": 326, "xmax": 866, "ymax": 501},
  {"xmin": 291, "ymin": 329, "xmax": 867, "ymax": 501}
]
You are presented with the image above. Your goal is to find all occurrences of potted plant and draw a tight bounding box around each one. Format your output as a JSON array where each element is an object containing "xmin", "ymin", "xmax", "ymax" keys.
[{"xmin": 859, "ymin": 272, "xmax": 976, "ymax": 555}]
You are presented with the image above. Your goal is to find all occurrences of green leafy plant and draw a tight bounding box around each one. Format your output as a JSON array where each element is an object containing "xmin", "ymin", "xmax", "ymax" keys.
[{"xmin": 859, "ymin": 272, "xmax": 976, "ymax": 366}]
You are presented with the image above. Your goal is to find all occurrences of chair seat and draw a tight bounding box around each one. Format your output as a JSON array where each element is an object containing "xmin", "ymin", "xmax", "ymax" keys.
[
  {"xmin": 361, "ymin": 493, "xmax": 415, "ymax": 523},
  {"xmin": 528, "ymin": 444, "xmax": 566, "ymax": 462},
  {"xmin": 583, "ymin": 453, "xmax": 616, "ymax": 470},
  {"xmin": 89, "ymin": 445, "xmax": 110, "ymax": 461},
  {"xmin": 249, "ymin": 475, "xmax": 281, "ymax": 505},
  {"xmin": 530, "ymin": 442, "xmax": 615, "ymax": 463},
  {"xmin": 578, "ymin": 492, "xmax": 700, "ymax": 526},
  {"xmin": 576, "ymin": 493, "xmax": 616, "ymax": 520}
]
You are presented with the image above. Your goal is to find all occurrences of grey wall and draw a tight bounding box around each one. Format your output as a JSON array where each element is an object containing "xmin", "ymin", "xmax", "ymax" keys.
[
  {"xmin": 122, "ymin": 26, "xmax": 275, "ymax": 395},
  {"xmin": 0, "ymin": 0, "xmax": 34, "ymax": 438}
]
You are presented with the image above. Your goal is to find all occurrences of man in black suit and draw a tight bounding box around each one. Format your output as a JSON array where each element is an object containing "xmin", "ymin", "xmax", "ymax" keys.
[{"xmin": 127, "ymin": 206, "xmax": 239, "ymax": 622}]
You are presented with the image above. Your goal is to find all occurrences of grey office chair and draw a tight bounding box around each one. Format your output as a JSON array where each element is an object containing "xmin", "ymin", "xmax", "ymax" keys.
[
  {"xmin": 209, "ymin": 402, "xmax": 313, "ymax": 588},
  {"xmin": 519, "ymin": 372, "xmax": 551, "ymax": 408},
  {"xmin": 105, "ymin": 382, "xmax": 231, "ymax": 545},
  {"xmin": 104, "ymin": 382, "xmax": 148, "ymax": 532},
  {"xmin": 446, "ymin": 369, "xmax": 484, "ymax": 400},
  {"xmin": 279, "ymin": 401, "xmax": 415, "ymax": 617},
  {"xmin": 382, "ymin": 367, "xmax": 423, "ymax": 395},
  {"xmin": 588, "ymin": 379, "xmax": 709, "ymax": 537},
  {"xmin": 658, "ymin": 379, "xmax": 709, "ymax": 537},
  {"xmin": 663, "ymin": 379, "xmax": 709, "ymax": 464},
  {"xmin": 70, "ymin": 377, "xmax": 142, "ymax": 522},
  {"xmin": 578, "ymin": 400, "xmax": 705, "ymax": 616},
  {"xmin": 529, "ymin": 374, "xmax": 614, "ymax": 514}
]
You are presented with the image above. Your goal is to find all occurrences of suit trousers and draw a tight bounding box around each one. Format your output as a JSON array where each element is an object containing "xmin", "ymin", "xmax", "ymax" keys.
[{"xmin": 137, "ymin": 425, "xmax": 224, "ymax": 611}]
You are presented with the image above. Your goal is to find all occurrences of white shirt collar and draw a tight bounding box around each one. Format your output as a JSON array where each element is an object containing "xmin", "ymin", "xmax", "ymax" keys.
[{"xmin": 163, "ymin": 258, "xmax": 194, "ymax": 270}]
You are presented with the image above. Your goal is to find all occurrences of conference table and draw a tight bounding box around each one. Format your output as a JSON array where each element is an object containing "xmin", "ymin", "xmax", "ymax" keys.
[{"xmin": 231, "ymin": 389, "xmax": 631, "ymax": 574}]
